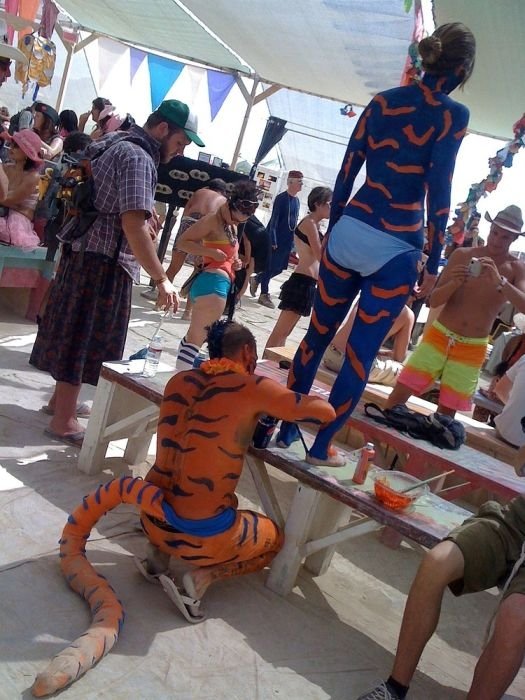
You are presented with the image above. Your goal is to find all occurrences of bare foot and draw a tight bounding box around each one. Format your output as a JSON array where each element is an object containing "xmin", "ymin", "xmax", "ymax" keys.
[{"xmin": 48, "ymin": 416, "xmax": 84, "ymax": 436}]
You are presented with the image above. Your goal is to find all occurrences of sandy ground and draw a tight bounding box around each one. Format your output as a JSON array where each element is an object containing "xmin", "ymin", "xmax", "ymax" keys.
[{"xmin": 1, "ymin": 263, "xmax": 524, "ymax": 700}]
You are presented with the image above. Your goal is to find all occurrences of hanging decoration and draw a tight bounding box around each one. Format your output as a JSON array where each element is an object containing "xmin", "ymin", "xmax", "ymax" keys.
[
  {"xmin": 446, "ymin": 113, "xmax": 525, "ymax": 246},
  {"xmin": 15, "ymin": 33, "xmax": 56, "ymax": 97},
  {"xmin": 206, "ymin": 70, "xmax": 235, "ymax": 120},
  {"xmin": 98, "ymin": 37, "xmax": 128, "ymax": 92},
  {"xmin": 148, "ymin": 54, "xmax": 184, "ymax": 110},
  {"xmin": 400, "ymin": 0, "xmax": 424, "ymax": 86},
  {"xmin": 339, "ymin": 104, "xmax": 356, "ymax": 118}
]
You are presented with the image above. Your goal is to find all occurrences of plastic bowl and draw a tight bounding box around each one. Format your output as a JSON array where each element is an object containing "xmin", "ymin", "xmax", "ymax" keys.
[{"xmin": 372, "ymin": 470, "xmax": 429, "ymax": 511}]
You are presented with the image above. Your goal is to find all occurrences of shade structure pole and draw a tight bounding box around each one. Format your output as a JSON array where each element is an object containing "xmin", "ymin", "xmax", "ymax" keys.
[
  {"xmin": 230, "ymin": 74, "xmax": 259, "ymax": 171},
  {"xmin": 55, "ymin": 43, "xmax": 74, "ymax": 112},
  {"xmin": 54, "ymin": 29, "xmax": 99, "ymax": 112}
]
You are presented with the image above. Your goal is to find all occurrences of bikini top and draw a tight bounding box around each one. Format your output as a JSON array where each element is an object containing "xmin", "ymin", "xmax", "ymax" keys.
[
  {"xmin": 202, "ymin": 239, "xmax": 239, "ymax": 281},
  {"xmin": 295, "ymin": 220, "xmax": 323, "ymax": 247}
]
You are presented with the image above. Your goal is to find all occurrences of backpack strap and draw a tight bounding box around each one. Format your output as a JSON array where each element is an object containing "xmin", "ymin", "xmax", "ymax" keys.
[{"xmin": 363, "ymin": 402, "xmax": 392, "ymax": 426}]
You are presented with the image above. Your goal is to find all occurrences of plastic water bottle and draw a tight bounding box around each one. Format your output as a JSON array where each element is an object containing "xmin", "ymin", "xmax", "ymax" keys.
[
  {"xmin": 142, "ymin": 335, "xmax": 163, "ymax": 378},
  {"xmin": 352, "ymin": 442, "xmax": 375, "ymax": 484}
]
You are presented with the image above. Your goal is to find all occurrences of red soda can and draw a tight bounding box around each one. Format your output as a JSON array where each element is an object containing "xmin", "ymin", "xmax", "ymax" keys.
[
  {"xmin": 352, "ymin": 442, "xmax": 375, "ymax": 484},
  {"xmin": 252, "ymin": 415, "xmax": 279, "ymax": 449}
]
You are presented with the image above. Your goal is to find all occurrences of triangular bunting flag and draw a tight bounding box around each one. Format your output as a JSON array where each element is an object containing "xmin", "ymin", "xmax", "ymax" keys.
[
  {"xmin": 99, "ymin": 37, "xmax": 128, "ymax": 92},
  {"xmin": 130, "ymin": 47, "xmax": 146, "ymax": 84},
  {"xmin": 148, "ymin": 54, "xmax": 184, "ymax": 110},
  {"xmin": 207, "ymin": 70, "xmax": 235, "ymax": 121}
]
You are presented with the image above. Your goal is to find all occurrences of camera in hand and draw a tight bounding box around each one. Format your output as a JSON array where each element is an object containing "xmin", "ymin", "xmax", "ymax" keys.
[{"xmin": 468, "ymin": 257, "xmax": 482, "ymax": 277}]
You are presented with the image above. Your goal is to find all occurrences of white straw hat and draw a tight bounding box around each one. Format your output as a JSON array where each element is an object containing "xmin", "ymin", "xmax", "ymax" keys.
[{"xmin": 0, "ymin": 20, "xmax": 28, "ymax": 64}]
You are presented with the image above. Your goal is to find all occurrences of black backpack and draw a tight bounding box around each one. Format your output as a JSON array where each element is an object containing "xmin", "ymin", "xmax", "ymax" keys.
[{"xmin": 364, "ymin": 402, "xmax": 466, "ymax": 450}]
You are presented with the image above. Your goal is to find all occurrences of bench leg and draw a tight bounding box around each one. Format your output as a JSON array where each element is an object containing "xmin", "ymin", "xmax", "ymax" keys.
[
  {"xmin": 77, "ymin": 377, "xmax": 116, "ymax": 474},
  {"xmin": 266, "ymin": 484, "xmax": 320, "ymax": 597},
  {"xmin": 303, "ymin": 493, "xmax": 351, "ymax": 576},
  {"xmin": 245, "ymin": 454, "xmax": 285, "ymax": 529},
  {"xmin": 124, "ymin": 434, "xmax": 153, "ymax": 465}
]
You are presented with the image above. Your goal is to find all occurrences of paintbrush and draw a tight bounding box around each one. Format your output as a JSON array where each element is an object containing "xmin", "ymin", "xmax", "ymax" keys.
[{"xmin": 400, "ymin": 469, "xmax": 456, "ymax": 494}]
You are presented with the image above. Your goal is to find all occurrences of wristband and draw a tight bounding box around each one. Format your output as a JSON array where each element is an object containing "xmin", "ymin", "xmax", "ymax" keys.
[
  {"xmin": 153, "ymin": 275, "xmax": 168, "ymax": 287},
  {"xmin": 497, "ymin": 276, "xmax": 508, "ymax": 292}
]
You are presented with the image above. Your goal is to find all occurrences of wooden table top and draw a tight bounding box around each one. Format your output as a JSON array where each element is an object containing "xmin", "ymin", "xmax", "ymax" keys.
[
  {"xmin": 249, "ymin": 436, "xmax": 471, "ymax": 550},
  {"xmin": 100, "ymin": 359, "xmax": 523, "ymax": 500}
]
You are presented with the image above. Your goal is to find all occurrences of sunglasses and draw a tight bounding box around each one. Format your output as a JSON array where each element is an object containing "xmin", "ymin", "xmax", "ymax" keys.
[
  {"xmin": 0, "ymin": 59, "xmax": 11, "ymax": 68},
  {"xmin": 233, "ymin": 199, "xmax": 260, "ymax": 215}
]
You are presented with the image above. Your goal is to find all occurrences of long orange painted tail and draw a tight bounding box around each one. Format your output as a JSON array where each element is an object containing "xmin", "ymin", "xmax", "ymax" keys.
[{"xmin": 31, "ymin": 476, "xmax": 166, "ymax": 697}]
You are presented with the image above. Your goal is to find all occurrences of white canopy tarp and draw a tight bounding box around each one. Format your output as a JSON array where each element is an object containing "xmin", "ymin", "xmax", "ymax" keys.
[{"xmin": 54, "ymin": 0, "xmax": 525, "ymax": 142}]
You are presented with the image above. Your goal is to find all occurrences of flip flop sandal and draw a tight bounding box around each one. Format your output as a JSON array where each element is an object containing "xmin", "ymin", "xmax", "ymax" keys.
[
  {"xmin": 134, "ymin": 556, "xmax": 167, "ymax": 584},
  {"xmin": 40, "ymin": 402, "xmax": 91, "ymax": 417},
  {"xmin": 43, "ymin": 428, "xmax": 85, "ymax": 449},
  {"xmin": 158, "ymin": 574, "xmax": 206, "ymax": 624}
]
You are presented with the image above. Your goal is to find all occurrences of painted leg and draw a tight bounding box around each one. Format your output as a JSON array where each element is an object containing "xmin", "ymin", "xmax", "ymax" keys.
[
  {"xmin": 467, "ymin": 593, "xmax": 525, "ymax": 700},
  {"xmin": 187, "ymin": 550, "xmax": 279, "ymax": 600},
  {"xmin": 311, "ymin": 250, "xmax": 418, "ymax": 460},
  {"xmin": 279, "ymin": 249, "xmax": 358, "ymax": 446}
]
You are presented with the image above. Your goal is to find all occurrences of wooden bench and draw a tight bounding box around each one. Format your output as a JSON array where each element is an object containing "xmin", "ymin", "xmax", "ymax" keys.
[
  {"xmin": 246, "ymin": 436, "xmax": 473, "ymax": 597},
  {"xmin": 264, "ymin": 345, "xmax": 518, "ymax": 466},
  {"xmin": 256, "ymin": 360, "xmax": 524, "ymax": 502},
  {"xmin": 79, "ymin": 361, "xmax": 473, "ymax": 598},
  {"xmin": 0, "ymin": 246, "xmax": 55, "ymax": 321}
]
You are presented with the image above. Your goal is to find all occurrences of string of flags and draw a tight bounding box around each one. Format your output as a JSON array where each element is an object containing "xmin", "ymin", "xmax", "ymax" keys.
[{"xmin": 446, "ymin": 113, "xmax": 525, "ymax": 245}]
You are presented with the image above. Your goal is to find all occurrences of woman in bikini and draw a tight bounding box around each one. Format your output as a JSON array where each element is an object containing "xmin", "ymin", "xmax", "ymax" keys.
[
  {"xmin": 174, "ymin": 180, "xmax": 261, "ymax": 370},
  {"xmin": 264, "ymin": 186, "xmax": 332, "ymax": 353}
]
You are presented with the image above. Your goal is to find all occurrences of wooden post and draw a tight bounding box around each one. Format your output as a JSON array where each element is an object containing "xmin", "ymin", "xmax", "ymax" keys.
[{"xmin": 230, "ymin": 74, "xmax": 259, "ymax": 170}]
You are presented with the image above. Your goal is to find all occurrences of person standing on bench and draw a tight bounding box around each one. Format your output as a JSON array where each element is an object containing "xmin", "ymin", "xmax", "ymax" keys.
[
  {"xmin": 277, "ymin": 23, "xmax": 476, "ymax": 466},
  {"xmin": 357, "ymin": 494, "xmax": 525, "ymax": 700},
  {"xmin": 386, "ymin": 205, "xmax": 525, "ymax": 418},
  {"xmin": 139, "ymin": 319, "xmax": 336, "ymax": 620}
]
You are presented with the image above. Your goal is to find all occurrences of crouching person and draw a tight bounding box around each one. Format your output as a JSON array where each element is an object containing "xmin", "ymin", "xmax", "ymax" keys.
[{"xmin": 138, "ymin": 318, "xmax": 336, "ymax": 621}]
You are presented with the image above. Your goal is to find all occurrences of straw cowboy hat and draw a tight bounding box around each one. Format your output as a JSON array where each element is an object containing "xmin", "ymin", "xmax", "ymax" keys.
[
  {"xmin": 0, "ymin": 20, "xmax": 28, "ymax": 64},
  {"xmin": 485, "ymin": 205, "xmax": 524, "ymax": 235}
]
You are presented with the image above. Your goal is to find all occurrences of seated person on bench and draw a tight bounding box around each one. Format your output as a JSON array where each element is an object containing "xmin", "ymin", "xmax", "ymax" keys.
[
  {"xmin": 0, "ymin": 129, "xmax": 41, "ymax": 249},
  {"xmin": 358, "ymin": 492, "xmax": 525, "ymax": 700},
  {"xmin": 323, "ymin": 300, "xmax": 414, "ymax": 386},
  {"xmin": 493, "ymin": 355, "xmax": 525, "ymax": 448},
  {"xmin": 139, "ymin": 318, "xmax": 336, "ymax": 620}
]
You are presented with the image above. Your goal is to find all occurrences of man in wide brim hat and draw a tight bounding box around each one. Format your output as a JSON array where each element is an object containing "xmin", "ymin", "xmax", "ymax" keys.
[{"xmin": 485, "ymin": 204, "xmax": 524, "ymax": 236}]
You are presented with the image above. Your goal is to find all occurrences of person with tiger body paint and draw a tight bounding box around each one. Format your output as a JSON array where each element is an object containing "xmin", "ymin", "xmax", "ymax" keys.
[
  {"xmin": 31, "ymin": 320, "xmax": 335, "ymax": 698},
  {"xmin": 276, "ymin": 23, "xmax": 476, "ymax": 466}
]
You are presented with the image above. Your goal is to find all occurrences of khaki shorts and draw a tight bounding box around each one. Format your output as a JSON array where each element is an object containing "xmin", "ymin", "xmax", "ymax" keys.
[{"xmin": 445, "ymin": 497, "xmax": 525, "ymax": 599}]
